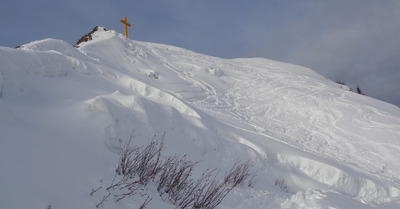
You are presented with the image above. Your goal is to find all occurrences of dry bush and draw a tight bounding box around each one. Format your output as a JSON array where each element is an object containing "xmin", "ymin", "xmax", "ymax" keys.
[
  {"xmin": 115, "ymin": 134, "xmax": 164, "ymax": 185},
  {"xmin": 274, "ymin": 178, "xmax": 288, "ymax": 192},
  {"xmin": 356, "ymin": 84, "xmax": 366, "ymax": 95},
  {"xmin": 107, "ymin": 134, "xmax": 256, "ymax": 208}
]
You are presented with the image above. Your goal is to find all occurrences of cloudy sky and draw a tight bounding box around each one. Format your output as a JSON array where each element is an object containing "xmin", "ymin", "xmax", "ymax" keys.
[{"xmin": 1, "ymin": 0, "xmax": 399, "ymax": 107}]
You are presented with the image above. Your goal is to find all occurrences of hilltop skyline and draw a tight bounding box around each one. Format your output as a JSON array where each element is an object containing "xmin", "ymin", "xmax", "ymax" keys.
[{"xmin": 1, "ymin": 0, "xmax": 399, "ymax": 107}]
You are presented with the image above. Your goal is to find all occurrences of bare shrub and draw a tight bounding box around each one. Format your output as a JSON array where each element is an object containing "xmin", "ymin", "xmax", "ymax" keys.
[
  {"xmin": 191, "ymin": 170, "xmax": 231, "ymax": 209},
  {"xmin": 274, "ymin": 178, "xmax": 288, "ymax": 192},
  {"xmin": 107, "ymin": 134, "xmax": 256, "ymax": 208},
  {"xmin": 191, "ymin": 161, "xmax": 254, "ymax": 209},
  {"xmin": 115, "ymin": 134, "xmax": 164, "ymax": 185},
  {"xmin": 157, "ymin": 154, "xmax": 198, "ymax": 198},
  {"xmin": 158, "ymin": 160, "xmax": 255, "ymax": 209},
  {"xmin": 148, "ymin": 71, "xmax": 159, "ymax": 79},
  {"xmin": 336, "ymin": 81, "xmax": 346, "ymax": 85},
  {"xmin": 356, "ymin": 84, "xmax": 366, "ymax": 95},
  {"xmin": 114, "ymin": 180, "xmax": 143, "ymax": 203},
  {"xmin": 224, "ymin": 160, "xmax": 253, "ymax": 187}
]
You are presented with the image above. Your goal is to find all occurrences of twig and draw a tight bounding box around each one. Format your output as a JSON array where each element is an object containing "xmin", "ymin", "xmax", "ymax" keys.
[
  {"xmin": 90, "ymin": 186, "xmax": 102, "ymax": 196},
  {"xmin": 140, "ymin": 196, "xmax": 152, "ymax": 209},
  {"xmin": 96, "ymin": 193, "xmax": 111, "ymax": 208}
]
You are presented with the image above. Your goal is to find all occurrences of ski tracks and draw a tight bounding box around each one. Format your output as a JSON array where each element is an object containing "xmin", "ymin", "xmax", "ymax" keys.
[{"xmin": 149, "ymin": 45, "xmax": 400, "ymax": 193}]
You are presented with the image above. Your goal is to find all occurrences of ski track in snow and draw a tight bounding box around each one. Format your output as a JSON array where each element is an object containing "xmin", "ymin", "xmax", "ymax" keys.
[
  {"xmin": 139, "ymin": 40, "xmax": 400, "ymax": 205},
  {"xmin": 146, "ymin": 41, "xmax": 400, "ymax": 201}
]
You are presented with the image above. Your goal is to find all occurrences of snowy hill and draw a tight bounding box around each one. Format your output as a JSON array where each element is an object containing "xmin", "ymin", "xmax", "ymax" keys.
[{"xmin": 1, "ymin": 27, "xmax": 400, "ymax": 209}]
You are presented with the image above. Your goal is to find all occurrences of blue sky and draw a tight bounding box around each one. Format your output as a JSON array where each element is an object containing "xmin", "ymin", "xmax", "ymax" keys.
[{"xmin": 1, "ymin": 0, "xmax": 399, "ymax": 107}]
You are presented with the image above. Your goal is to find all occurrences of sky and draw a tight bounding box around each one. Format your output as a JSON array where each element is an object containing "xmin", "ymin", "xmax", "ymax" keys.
[{"xmin": 1, "ymin": 0, "xmax": 400, "ymax": 107}]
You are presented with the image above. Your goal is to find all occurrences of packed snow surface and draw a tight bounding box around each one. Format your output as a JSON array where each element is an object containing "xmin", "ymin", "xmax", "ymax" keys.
[{"xmin": 1, "ymin": 27, "xmax": 400, "ymax": 209}]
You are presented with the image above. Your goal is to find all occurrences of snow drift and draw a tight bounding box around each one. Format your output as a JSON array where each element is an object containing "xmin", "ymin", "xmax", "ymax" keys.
[{"xmin": 1, "ymin": 27, "xmax": 400, "ymax": 209}]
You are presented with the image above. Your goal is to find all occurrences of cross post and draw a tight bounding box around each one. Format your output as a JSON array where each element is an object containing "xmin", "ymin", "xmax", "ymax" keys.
[{"xmin": 120, "ymin": 17, "xmax": 131, "ymax": 38}]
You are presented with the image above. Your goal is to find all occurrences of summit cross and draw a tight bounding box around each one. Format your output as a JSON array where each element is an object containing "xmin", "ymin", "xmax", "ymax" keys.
[{"xmin": 120, "ymin": 17, "xmax": 131, "ymax": 38}]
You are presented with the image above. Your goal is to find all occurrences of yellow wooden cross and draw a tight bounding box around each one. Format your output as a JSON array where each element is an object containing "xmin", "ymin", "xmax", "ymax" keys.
[{"xmin": 120, "ymin": 17, "xmax": 131, "ymax": 38}]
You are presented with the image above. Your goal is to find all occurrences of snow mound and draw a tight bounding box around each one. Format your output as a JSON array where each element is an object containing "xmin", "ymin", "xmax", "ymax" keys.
[{"xmin": 1, "ymin": 27, "xmax": 400, "ymax": 209}]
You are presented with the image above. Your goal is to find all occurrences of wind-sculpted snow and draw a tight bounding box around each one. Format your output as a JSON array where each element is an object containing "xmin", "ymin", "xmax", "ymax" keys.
[{"xmin": 1, "ymin": 27, "xmax": 400, "ymax": 208}]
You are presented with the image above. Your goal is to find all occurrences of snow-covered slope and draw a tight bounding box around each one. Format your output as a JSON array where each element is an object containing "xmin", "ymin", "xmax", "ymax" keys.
[{"xmin": 1, "ymin": 27, "xmax": 400, "ymax": 209}]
